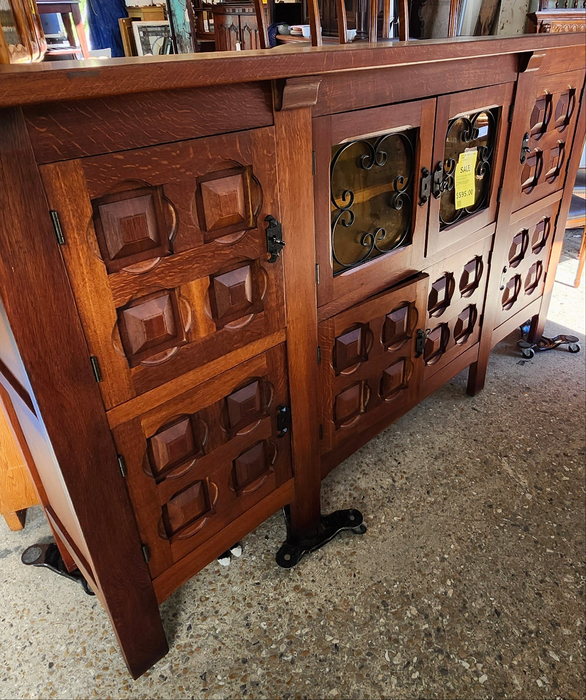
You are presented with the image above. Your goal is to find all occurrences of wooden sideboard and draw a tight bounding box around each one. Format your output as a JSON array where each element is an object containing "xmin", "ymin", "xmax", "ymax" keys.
[{"xmin": 0, "ymin": 33, "xmax": 584, "ymax": 678}]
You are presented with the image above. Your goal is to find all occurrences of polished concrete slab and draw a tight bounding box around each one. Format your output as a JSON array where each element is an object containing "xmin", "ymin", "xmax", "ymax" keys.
[{"xmin": 0, "ymin": 230, "xmax": 584, "ymax": 700}]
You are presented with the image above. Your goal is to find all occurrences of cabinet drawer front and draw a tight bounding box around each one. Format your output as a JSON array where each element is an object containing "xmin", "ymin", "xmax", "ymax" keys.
[
  {"xmin": 113, "ymin": 344, "xmax": 291, "ymax": 579},
  {"xmin": 427, "ymin": 83, "xmax": 514, "ymax": 258},
  {"xmin": 41, "ymin": 128, "xmax": 284, "ymax": 410},
  {"xmin": 493, "ymin": 202, "xmax": 559, "ymax": 331},
  {"xmin": 422, "ymin": 235, "xmax": 492, "ymax": 383},
  {"xmin": 318, "ymin": 274, "xmax": 428, "ymax": 454},
  {"xmin": 512, "ymin": 70, "xmax": 585, "ymax": 213}
]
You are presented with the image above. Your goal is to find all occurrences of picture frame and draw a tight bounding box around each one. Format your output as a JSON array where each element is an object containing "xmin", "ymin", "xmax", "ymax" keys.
[{"xmin": 131, "ymin": 20, "xmax": 173, "ymax": 56}]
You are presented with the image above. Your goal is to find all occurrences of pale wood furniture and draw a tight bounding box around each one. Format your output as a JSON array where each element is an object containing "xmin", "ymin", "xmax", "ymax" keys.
[
  {"xmin": 0, "ymin": 385, "xmax": 39, "ymax": 530},
  {"xmin": 36, "ymin": 0, "xmax": 89, "ymax": 59},
  {"xmin": 0, "ymin": 31, "xmax": 584, "ymax": 679}
]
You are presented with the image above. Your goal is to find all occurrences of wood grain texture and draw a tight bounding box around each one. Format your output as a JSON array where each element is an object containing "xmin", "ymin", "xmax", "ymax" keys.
[
  {"xmin": 25, "ymin": 83, "xmax": 273, "ymax": 164},
  {"xmin": 0, "ymin": 35, "xmax": 585, "ymax": 109},
  {"xmin": 0, "ymin": 108, "xmax": 167, "ymax": 679},
  {"xmin": 274, "ymin": 103, "xmax": 322, "ymax": 538}
]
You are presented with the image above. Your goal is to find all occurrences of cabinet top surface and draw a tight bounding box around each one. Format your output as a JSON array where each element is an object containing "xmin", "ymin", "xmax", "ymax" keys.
[{"xmin": 0, "ymin": 33, "xmax": 584, "ymax": 108}]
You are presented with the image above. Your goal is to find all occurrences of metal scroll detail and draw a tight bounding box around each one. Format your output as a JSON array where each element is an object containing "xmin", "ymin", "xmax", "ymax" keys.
[
  {"xmin": 330, "ymin": 131, "xmax": 415, "ymax": 275},
  {"xmin": 437, "ymin": 109, "xmax": 497, "ymax": 229}
]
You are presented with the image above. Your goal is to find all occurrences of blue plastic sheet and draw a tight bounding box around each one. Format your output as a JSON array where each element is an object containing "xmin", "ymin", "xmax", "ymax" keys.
[{"xmin": 87, "ymin": 0, "xmax": 128, "ymax": 57}]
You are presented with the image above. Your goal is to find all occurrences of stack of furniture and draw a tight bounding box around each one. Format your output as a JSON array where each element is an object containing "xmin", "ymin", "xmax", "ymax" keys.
[
  {"xmin": 0, "ymin": 30, "xmax": 584, "ymax": 679},
  {"xmin": 528, "ymin": 0, "xmax": 586, "ymax": 34}
]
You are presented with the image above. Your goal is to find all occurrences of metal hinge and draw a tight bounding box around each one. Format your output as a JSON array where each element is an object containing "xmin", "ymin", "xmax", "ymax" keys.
[
  {"xmin": 317, "ymin": 346, "xmax": 322, "ymax": 365},
  {"xmin": 315, "ymin": 263, "xmax": 320, "ymax": 285},
  {"xmin": 265, "ymin": 215, "xmax": 285, "ymax": 263},
  {"xmin": 319, "ymin": 424, "xmax": 323, "ymax": 440},
  {"xmin": 50, "ymin": 210, "xmax": 65, "ymax": 245},
  {"xmin": 142, "ymin": 544, "xmax": 150, "ymax": 564},
  {"xmin": 117, "ymin": 454, "xmax": 127, "ymax": 478},
  {"xmin": 312, "ymin": 151, "xmax": 316, "ymax": 175},
  {"xmin": 276, "ymin": 405, "xmax": 291, "ymax": 438},
  {"xmin": 89, "ymin": 355, "xmax": 102, "ymax": 382}
]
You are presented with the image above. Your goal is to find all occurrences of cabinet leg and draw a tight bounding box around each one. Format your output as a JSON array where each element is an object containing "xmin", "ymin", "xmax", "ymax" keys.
[
  {"xmin": 466, "ymin": 355, "xmax": 489, "ymax": 396},
  {"xmin": 2, "ymin": 509, "xmax": 26, "ymax": 531},
  {"xmin": 276, "ymin": 504, "xmax": 366, "ymax": 568}
]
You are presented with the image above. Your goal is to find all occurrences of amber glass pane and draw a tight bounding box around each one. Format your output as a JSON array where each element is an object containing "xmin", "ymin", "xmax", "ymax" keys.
[
  {"xmin": 330, "ymin": 129, "xmax": 416, "ymax": 275},
  {"xmin": 439, "ymin": 108, "xmax": 499, "ymax": 230}
]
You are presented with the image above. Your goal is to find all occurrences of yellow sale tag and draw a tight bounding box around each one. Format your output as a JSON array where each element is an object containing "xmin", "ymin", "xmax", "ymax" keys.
[{"xmin": 454, "ymin": 148, "xmax": 478, "ymax": 210}]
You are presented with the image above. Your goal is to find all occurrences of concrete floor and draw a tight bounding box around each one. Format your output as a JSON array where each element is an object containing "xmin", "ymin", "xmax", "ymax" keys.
[{"xmin": 0, "ymin": 230, "xmax": 584, "ymax": 700}]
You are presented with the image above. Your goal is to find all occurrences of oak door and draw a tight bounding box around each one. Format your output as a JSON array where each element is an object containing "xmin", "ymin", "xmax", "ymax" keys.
[
  {"xmin": 493, "ymin": 200, "xmax": 559, "ymax": 331},
  {"xmin": 512, "ymin": 70, "xmax": 585, "ymax": 214},
  {"xmin": 41, "ymin": 128, "xmax": 284, "ymax": 410},
  {"xmin": 113, "ymin": 344, "xmax": 292, "ymax": 580},
  {"xmin": 427, "ymin": 83, "xmax": 514, "ymax": 258},
  {"xmin": 318, "ymin": 274, "xmax": 428, "ymax": 455},
  {"xmin": 314, "ymin": 100, "xmax": 436, "ymax": 318},
  {"xmin": 421, "ymin": 235, "xmax": 492, "ymax": 384}
]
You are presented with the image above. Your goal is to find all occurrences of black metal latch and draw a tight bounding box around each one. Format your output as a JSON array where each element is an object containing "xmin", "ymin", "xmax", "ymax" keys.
[
  {"xmin": 415, "ymin": 328, "xmax": 429, "ymax": 358},
  {"xmin": 276, "ymin": 405, "xmax": 291, "ymax": 437},
  {"xmin": 432, "ymin": 161, "xmax": 451, "ymax": 199},
  {"xmin": 520, "ymin": 132, "xmax": 531, "ymax": 164},
  {"xmin": 419, "ymin": 167, "xmax": 431, "ymax": 205},
  {"xmin": 265, "ymin": 215, "xmax": 285, "ymax": 263}
]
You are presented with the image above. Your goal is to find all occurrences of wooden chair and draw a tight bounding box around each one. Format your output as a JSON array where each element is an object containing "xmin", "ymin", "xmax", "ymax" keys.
[
  {"xmin": 254, "ymin": 0, "xmax": 409, "ymax": 48},
  {"xmin": 568, "ymin": 168, "xmax": 586, "ymax": 288}
]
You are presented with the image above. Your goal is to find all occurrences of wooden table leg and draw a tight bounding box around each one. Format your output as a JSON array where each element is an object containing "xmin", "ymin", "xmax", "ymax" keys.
[
  {"xmin": 575, "ymin": 224, "xmax": 586, "ymax": 288},
  {"xmin": 71, "ymin": 4, "xmax": 90, "ymax": 59},
  {"xmin": 2, "ymin": 509, "xmax": 27, "ymax": 531}
]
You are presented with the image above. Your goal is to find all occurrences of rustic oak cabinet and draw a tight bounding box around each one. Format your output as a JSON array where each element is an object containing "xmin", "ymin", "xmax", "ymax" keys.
[{"xmin": 0, "ymin": 33, "xmax": 584, "ymax": 679}]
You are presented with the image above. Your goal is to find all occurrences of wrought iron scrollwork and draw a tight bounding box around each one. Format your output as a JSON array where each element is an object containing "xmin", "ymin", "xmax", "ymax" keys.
[
  {"xmin": 330, "ymin": 131, "xmax": 415, "ymax": 274},
  {"xmin": 437, "ymin": 109, "xmax": 497, "ymax": 229}
]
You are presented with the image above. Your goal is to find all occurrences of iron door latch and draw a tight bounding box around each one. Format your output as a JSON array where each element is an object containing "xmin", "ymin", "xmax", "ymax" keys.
[
  {"xmin": 419, "ymin": 167, "xmax": 431, "ymax": 205},
  {"xmin": 265, "ymin": 215, "xmax": 285, "ymax": 263},
  {"xmin": 415, "ymin": 328, "xmax": 430, "ymax": 358},
  {"xmin": 520, "ymin": 132, "xmax": 531, "ymax": 164}
]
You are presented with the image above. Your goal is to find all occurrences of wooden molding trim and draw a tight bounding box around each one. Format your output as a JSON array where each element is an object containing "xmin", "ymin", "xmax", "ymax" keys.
[
  {"xmin": 519, "ymin": 51, "xmax": 546, "ymax": 73},
  {"xmin": 277, "ymin": 76, "xmax": 323, "ymax": 111}
]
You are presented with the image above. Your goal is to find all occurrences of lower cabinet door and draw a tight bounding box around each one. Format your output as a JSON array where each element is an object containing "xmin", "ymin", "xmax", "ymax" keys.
[
  {"xmin": 421, "ymin": 235, "xmax": 492, "ymax": 383},
  {"xmin": 493, "ymin": 201, "xmax": 558, "ymax": 331},
  {"xmin": 112, "ymin": 344, "xmax": 292, "ymax": 579},
  {"xmin": 318, "ymin": 274, "xmax": 429, "ymax": 455}
]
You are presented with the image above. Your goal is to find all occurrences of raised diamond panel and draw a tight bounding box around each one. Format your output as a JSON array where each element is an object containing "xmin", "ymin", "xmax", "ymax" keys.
[
  {"xmin": 380, "ymin": 359, "xmax": 407, "ymax": 400},
  {"xmin": 334, "ymin": 326, "xmax": 366, "ymax": 373},
  {"xmin": 502, "ymin": 275, "xmax": 521, "ymax": 310},
  {"xmin": 225, "ymin": 380, "xmax": 263, "ymax": 432},
  {"xmin": 531, "ymin": 218, "xmax": 550, "ymax": 254},
  {"xmin": 334, "ymin": 382, "xmax": 363, "ymax": 426},
  {"xmin": 459, "ymin": 257, "xmax": 483, "ymax": 296},
  {"xmin": 508, "ymin": 230, "xmax": 528, "ymax": 268},
  {"xmin": 529, "ymin": 93, "xmax": 552, "ymax": 138},
  {"xmin": 454, "ymin": 305, "xmax": 478, "ymax": 345},
  {"xmin": 211, "ymin": 264, "xmax": 254, "ymax": 322},
  {"xmin": 424, "ymin": 324, "xmax": 449, "ymax": 365},
  {"xmin": 118, "ymin": 290, "xmax": 185, "ymax": 365},
  {"xmin": 521, "ymin": 151, "xmax": 542, "ymax": 193},
  {"xmin": 163, "ymin": 481, "xmax": 209, "ymax": 536},
  {"xmin": 149, "ymin": 417, "xmax": 198, "ymax": 478},
  {"xmin": 525, "ymin": 262, "xmax": 543, "ymax": 295},
  {"xmin": 232, "ymin": 441, "xmax": 268, "ymax": 490},
  {"xmin": 555, "ymin": 89, "xmax": 575, "ymax": 131},
  {"xmin": 200, "ymin": 173, "xmax": 248, "ymax": 231},
  {"xmin": 383, "ymin": 304, "xmax": 412, "ymax": 349},
  {"xmin": 428, "ymin": 274, "xmax": 454, "ymax": 317},
  {"xmin": 93, "ymin": 186, "xmax": 169, "ymax": 272}
]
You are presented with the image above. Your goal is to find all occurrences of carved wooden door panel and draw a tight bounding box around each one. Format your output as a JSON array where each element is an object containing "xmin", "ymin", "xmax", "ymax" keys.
[
  {"xmin": 511, "ymin": 70, "xmax": 585, "ymax": 213},
  {"xmin": 41, "ymin": 128, "xmax": 284, "ymax": 410},
  {"xmin": 313, "ymin": 100, "xmax": 436, "ymax": 318},
  {"xmin": 318, "ymin": 274, "xmax": 428, "ymax": 456},
  {"xmin": 493, "ymin": 200, "xmax": 559, "ymax": 331},
  {"xmin": 421, "ymin": 236, "xmax": 492, "ymax": 385},
  {"xmin": 427, "ymin": 83, "xmax": 514, "ymax": 258},
  {"xmin": 112, "ymin": 344, "xmax": 292, "ymax": 580}
]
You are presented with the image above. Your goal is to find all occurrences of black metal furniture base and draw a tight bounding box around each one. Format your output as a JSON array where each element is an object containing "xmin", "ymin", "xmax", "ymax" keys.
[
  {"xmin": 518, "ymin": 333, "xmax": 580, "ymax": 359},
  {"xmin": 276, "ymin": 506, "xmax": 366, "ymax": 568},
  {"xmin": 21, "ymin": 542, "xmax": 94, "ymax": 595}
]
